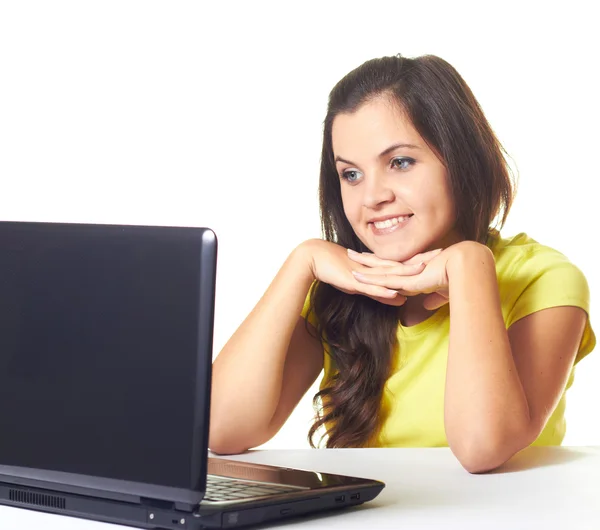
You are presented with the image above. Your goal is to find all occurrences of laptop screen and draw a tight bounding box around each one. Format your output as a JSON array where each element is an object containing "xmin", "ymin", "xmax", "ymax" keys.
[{"xmin": 0, "ymin": 222, "xmax": 211, "ymax": 491}]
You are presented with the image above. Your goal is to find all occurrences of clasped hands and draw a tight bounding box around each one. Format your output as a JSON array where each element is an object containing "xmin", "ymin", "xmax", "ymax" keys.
[
  {"xmin": 347, "ymin": 246, "xmax": 451, "ymax": 309},
  {"xmin": 305, "ymin": 238, "xmax": 488, "ymax": 309}
]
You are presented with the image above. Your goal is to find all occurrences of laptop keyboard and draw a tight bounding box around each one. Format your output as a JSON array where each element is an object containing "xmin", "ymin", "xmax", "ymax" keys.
[{"xmin": 204, "ymin": 475, "xmax": 300, "ymax": 503}]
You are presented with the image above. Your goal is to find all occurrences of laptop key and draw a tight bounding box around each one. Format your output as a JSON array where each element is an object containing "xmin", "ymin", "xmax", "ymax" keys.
[{"xmin": 205, "ymin": 476, "xmax": 299, "ymax": 502}]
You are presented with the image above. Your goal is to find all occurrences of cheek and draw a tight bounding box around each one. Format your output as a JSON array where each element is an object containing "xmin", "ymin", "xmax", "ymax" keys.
[
  {"xmin": 341, "ymin": 193, "xmax": 360, "ymax": 224},
  {"xmin": 415, "ymin": 179, "xmax": 453, "ymax": 216},
  {"xmin": 437, "ymin": 184, "xmax": 456, "ymax": 221}
]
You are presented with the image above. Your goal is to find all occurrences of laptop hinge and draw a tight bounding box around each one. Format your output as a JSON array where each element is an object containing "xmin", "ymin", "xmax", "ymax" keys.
[
  {"xmin": 141, "ymin": 496, "xmax": 175, "ymax": 510},
  {"xmin": 174, "ymin": 501, "xmax": 197, "ymax": 512},
  {"xmin": 141, "ymin": 496, "xmax": 197, "ymax": 513}
]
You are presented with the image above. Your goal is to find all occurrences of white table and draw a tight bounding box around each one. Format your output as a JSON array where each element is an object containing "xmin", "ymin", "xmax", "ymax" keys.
[{"xmin": 1, "ymin": 447, "xmax": 599, "ymax": 529}]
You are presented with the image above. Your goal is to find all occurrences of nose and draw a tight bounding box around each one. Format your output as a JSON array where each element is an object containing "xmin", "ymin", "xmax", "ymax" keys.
[{"xmin": 362, "ymin": 174, "xmax": 395, "ymax": 209}]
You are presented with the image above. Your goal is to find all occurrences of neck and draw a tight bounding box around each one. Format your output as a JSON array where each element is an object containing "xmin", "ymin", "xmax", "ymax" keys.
[{"xmin": 399, "ymin": 294, "xmax": 437, "ymax": 327}]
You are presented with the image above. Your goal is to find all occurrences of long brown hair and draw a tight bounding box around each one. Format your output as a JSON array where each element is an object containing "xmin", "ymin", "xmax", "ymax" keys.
[{"xmin": 307, "ymin": 54, "xmax": 516, "ymax": 448}]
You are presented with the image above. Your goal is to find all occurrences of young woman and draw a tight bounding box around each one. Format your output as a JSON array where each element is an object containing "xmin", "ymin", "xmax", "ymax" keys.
[{"xmin": 209, "ymin": 54, "xmax": 596, "ymax": 473}]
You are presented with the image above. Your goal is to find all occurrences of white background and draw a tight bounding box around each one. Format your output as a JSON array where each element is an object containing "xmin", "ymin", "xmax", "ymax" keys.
[{"xmin": 1, "ymin": 1, "xmax": 598, "ymax": 449}]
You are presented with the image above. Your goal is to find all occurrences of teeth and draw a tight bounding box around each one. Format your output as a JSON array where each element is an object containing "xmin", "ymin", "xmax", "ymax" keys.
[{"xmin": 373, "ymin": 215, "xmax": 411, "ymax": 229}]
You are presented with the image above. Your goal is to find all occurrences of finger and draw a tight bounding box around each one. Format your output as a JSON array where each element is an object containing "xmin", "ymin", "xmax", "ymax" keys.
[
  {"xmin": 347, "ymin": 249, "xmax": 399, "ymax": 267},
  {"xmin": 368, "ymin": 294, "xmax": 408, "ymax": 307},
  {"xmin": 352, "ymin": 270, "xmax": 409, "ymax": 290},
  {"xmin": 401, "ymin": 248, "xmax": 443, "ymax": 266},
  {"xmin": 353, "ymin": 272, "xmax": 423, "ymax": 296},
  {"xmin": 422, "ymin": 292, "xmax": 449, "ymax": 310},
  {"xmin": 347, "ymin": 247, "xmax": 442, "ymax": 269},
  {"xmin": 358, "ymin": 262, "xmax": 425, "ymax": 277},
  {"xmin": 351, "ymin": 282, "xmax": 407, "ymax": 303}
]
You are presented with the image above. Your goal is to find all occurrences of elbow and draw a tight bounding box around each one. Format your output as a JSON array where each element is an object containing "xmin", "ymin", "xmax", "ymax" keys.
[
  {"xmin": 455, "ymin": 446, "xmax": 507, "ymax": 474},
  {"xmin": 208, "ymin": 415, "xmax": 248, "ymax": 455},
  {"xmin": 208, "ymin": 429, "xmax": 249, "ymax": 456},
  {"xmin": 450, "ymin": 425, "xmax": 537, "ymax": 474},
  {"xmin": 208, "ymin": 417, "xmax": 274, "ymax": 456},
  {"xmin": 208, "ymin": 404, "xmax": 253, "ymax": 455}
]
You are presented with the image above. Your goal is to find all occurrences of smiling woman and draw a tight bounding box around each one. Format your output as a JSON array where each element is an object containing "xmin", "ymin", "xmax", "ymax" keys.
[
  {"xmin": 209, "ymin": 54, "xmax": 596, "ymax": 474},
  {"xmin": 332, "ymin": 97, "xmax": 457, "ymax": 263}
]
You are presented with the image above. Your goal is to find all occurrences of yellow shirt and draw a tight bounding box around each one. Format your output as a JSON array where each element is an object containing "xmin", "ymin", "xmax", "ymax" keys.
[{"xmin": 302, "ymin": 232, "xmax": 596, "ymax": 447}]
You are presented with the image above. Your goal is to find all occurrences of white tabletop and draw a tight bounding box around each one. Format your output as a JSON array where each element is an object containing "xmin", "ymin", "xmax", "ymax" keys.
[{"xmin": 1, "ymin": 446, "xmax": 599, "ymax": 530}]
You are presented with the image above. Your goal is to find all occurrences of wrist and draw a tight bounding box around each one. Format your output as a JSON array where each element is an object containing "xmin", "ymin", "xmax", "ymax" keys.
[
  {"xmin": 446, "ymin": 241, "xmax": 495, "ymax": 279},
  {"xmin": 291, "ymin": 239, "xmax": 321, "ymax": 283}
]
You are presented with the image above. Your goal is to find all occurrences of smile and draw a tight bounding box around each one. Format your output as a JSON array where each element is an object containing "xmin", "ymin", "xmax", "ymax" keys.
[{"xmin": 369, "ymin": 215, "xmax": 413, "ymax": 235}]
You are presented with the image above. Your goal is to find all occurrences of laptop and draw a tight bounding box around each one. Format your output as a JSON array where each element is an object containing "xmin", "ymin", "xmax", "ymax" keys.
[{"xmin": 0, "ymin": 220, "xmax": 384, "ymax": 529}]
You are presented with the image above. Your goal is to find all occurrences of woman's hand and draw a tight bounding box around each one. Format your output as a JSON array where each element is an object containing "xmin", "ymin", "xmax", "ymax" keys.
[
  {"xmin": 300, "ymin": 239, "xmax": 442, "ymax": 307},
  {"xmin": 348, "ymin": 241, "xmax": 487, "ymax": 310}
]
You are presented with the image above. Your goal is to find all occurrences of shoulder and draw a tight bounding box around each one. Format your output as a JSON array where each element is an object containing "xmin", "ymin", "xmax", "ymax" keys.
[
  {"xmin": 487, "ymin": 230, "xmax": 595, "ymax": 362},
  {"xmin": 488, "ymin": 230, "xmax": 572, "ymax": 267},
  {"xmin": 488, "ymin": 230, "xmax": 589, "ymax": 296}
]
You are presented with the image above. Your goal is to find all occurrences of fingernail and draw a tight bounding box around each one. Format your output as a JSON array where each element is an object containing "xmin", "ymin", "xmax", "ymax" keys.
[
  {"xmin": 386, "ymin": 289, "xmax": 398, "ymax": 295},
  {"xmin": 352, "ymin": 271, "xmax": 364, "ymax": 278},
  {"xmin": 347, "ymin": 248, "xmax": 358, "ymax": 255}
]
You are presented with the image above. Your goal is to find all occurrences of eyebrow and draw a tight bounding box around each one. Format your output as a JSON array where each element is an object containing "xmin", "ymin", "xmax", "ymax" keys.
[{"xmin": 334, "ymin": 142, "xmax": 421, "ymax": 166}]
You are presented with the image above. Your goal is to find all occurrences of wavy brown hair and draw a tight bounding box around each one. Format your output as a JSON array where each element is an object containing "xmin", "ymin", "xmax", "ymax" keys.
[{"xmin": 307, "ymin": 54, "xmax": 516, "ymax": 448}]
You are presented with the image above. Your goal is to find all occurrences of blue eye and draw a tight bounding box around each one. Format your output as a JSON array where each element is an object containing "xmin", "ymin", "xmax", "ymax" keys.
[
  {"xmin": 341, "ymin": 169, "xmax": 362, "ymax": 183},
  {"xmin": 391, "ymin": 157, "xmax": 415, "ymax": 170}
]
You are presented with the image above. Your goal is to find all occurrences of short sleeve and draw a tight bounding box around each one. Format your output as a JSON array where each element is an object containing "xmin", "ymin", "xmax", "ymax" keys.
[
  {"xmin": 300, "ymin": 283, "xmax": 335, "ymax": 388},
  {"xmin": 506, "ymin": 249, "xmax": 596, "ymax": 364},
  {"xmin": 301, "ymin": 282, "xmax": 319, "ymax": 329}
]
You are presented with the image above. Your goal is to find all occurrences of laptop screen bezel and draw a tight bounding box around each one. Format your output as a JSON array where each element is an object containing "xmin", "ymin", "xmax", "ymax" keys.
[{"xmin": 0, "ymin": 221, "xmax": 216, "ymax": 508}]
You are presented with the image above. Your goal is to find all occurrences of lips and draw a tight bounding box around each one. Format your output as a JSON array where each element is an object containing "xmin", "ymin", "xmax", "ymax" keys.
[
  {"xmin": 369, "ymin": 214, "xmax": 413, "ymax": 235},
  {"xmin": 368, "ymin": 213, "xmax": 412, "ymax": 223},
  {"xmin": 370, "ymin": 214, "xmax": 413, "ymax": 229}
]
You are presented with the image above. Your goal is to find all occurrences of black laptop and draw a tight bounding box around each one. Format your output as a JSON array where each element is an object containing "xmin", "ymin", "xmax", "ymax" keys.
[{"xmin": 0, "ymin": 221, "xmax": 384, "ymax": 529}]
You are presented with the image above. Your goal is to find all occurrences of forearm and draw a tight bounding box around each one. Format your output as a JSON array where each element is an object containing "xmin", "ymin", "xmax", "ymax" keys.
[
  {"xmin": 210, "ymin": 244, "xmax": 314, "ymax": 448},
  {"xmin": 444, "ymin": 243, "xmax": 532, "ymax": 472}
]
